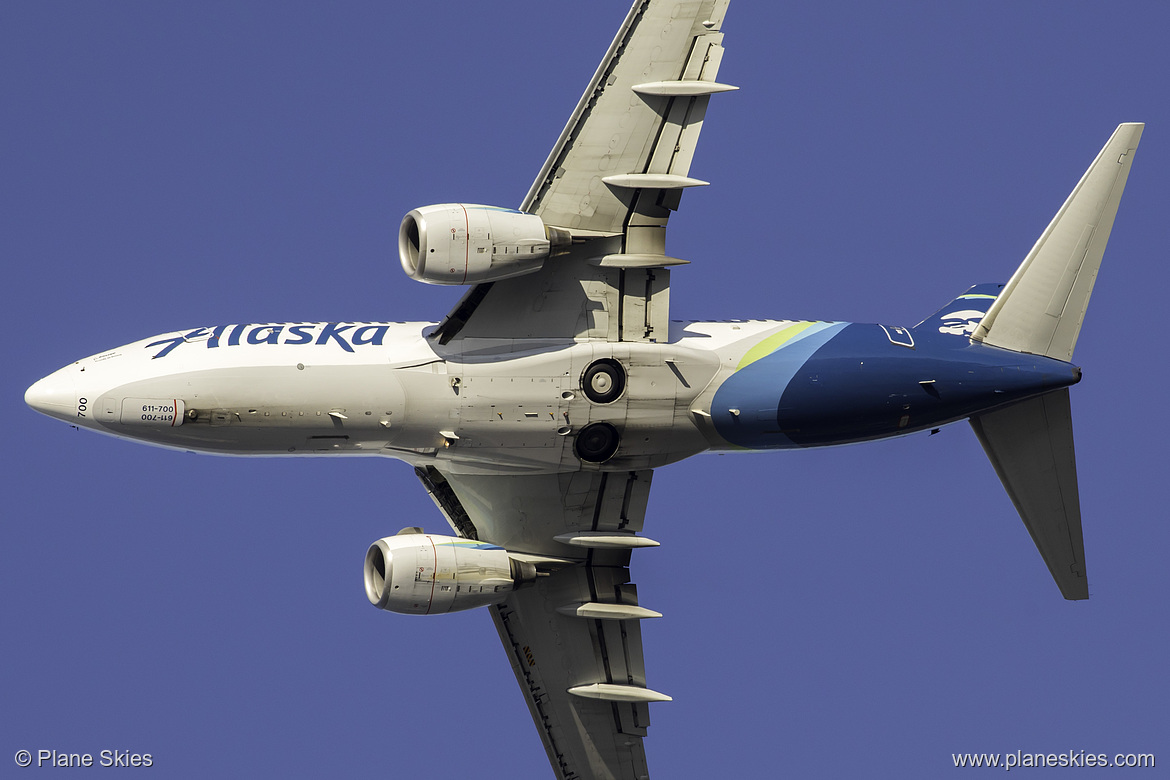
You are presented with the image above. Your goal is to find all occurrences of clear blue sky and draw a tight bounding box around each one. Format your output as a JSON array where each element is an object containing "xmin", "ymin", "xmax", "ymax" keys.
[{"xmin": 4, "ymin": 2, "xmax": 1167, "ymax": 777}]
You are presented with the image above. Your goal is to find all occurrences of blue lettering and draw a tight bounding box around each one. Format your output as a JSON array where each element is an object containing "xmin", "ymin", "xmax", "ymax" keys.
[
  {"xmin": 352, "ymin": 325, "xmax": 388, "ymax": 346},
  {"xmin": 147, "ymin": 327, "xmax": 214, "ymax": 358},
  {"xmin": 316, "ymin": 323, "xmax": 355, "ymax": 352},
  {"xmin": 284, "ymin": 324, "xmax": 315, "ymax": 345},
  {"xmin": 207, "ymin": 324, "xmax": 229, "ymax": 348},
  {"xmin": 146, "ymin": 335, "xmax": 185, "ymax": 359},
  {"xmin": 247, "ymin": 325, "xmax": 283, "ymax": 345},
  {"xmin": 144, "ymin": 322, "xmax": 387, "ymax": 357},
  {"xmin": 227, "ymin": 324, "xmax": 250, "ymax": 347}
]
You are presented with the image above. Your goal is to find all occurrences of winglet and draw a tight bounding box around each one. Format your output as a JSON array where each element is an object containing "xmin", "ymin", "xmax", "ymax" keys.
[{"xmin": 972, "ymin": 123, "xmax": 1143, "ymax": 360}]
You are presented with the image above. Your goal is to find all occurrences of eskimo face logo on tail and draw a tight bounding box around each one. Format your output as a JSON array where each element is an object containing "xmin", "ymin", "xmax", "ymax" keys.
[{"xmin": 937, "ymin": 310, "xmax": 986, "ymax": 336}]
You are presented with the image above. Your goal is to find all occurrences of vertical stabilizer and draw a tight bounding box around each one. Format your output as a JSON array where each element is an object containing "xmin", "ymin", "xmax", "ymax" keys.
[
  {"xmin": 973, "ymin": 123, "xmax": 1143, "ymax": 360},
  {"xmin": 969, "ymin": 389, "xmax": 1087, "ymax": 600}
]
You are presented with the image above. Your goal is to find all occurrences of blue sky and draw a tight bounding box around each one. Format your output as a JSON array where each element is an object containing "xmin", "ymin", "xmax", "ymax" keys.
[{"xmin": 4, "ymin": 2, "xmax": 1168, "ymax": 777}]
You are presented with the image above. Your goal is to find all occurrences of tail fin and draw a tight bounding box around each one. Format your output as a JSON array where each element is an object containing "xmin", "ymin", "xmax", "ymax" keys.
[
  {"xmin": 966, "ymin": 124, "xmax": 1143, "ymax": 600},
  {"xmin": 970, "ymin": 390, "xmax": 1087, "ymax": 599},
  {"xmin": 973, "ymin": 123, "xmax": 1143, "ymax": 360},
  {"xmin": 911, "ymin": 283, "xmax": 1002, "ymax": 342}
]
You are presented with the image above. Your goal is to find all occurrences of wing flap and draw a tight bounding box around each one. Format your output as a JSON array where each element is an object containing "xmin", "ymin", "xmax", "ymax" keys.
[
  {"xmin": 523, "ymin": 0, "xmax": 732, "ymax": 234},
  {"xmin": 492, "ymin": 566, "xmax": 656, "ymax": 780},
  {"xmin": 435, "ymin": 467, "xmax": 665, "ymax": 779},
  {"xmin": 438, "ymin": 0, "xmax": 734, "ymax": 345}
]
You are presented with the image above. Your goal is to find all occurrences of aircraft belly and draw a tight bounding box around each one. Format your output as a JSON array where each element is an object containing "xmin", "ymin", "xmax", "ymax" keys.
[
  {"xmin": 459, "ymin": 373, "xmax": 570, "ymax": 449},
  {"xmin": 708, "ymin": 322, "xmax": 848, "ymax": 448},
  {"xmin": 90, "ymin": 363, "xmax": 408, "ymax": 455},
  {"xmin": 430, "ymin": 341, "xmax": 715, "ymax": 473}
]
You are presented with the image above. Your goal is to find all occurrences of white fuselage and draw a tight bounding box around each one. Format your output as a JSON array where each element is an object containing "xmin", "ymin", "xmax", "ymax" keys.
[{"xmin": 25, "ymin": 320, "xmax": 795, "ymax": 475}]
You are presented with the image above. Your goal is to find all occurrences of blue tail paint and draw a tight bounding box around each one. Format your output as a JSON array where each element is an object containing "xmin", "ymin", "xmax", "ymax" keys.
[
  {"xmin": 911, "ymin": 283, "xmax": 1003, "ymax": 346},
  {"xmin": 711, "ymin": 283, "xmax": 1080, "ymax": 450}
]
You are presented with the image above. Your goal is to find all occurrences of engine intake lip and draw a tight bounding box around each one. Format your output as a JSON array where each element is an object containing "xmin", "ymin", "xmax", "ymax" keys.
[
  {"xmin": 399, "ymin": 213, "xmax": 423, "ymax": 277},
  {"xmin": 364, "ymin": 541, "xmax": 392, "ymax": 608}
]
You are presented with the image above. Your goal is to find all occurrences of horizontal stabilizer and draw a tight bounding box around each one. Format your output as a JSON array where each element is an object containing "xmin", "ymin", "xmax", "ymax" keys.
[
  {"xmin": 969, "ymin": 389, "xmax": 1087, "ymax": 600},
  {"xmin": 973, "ymin": 123, "xmax": 1143, "ymax": 360}
]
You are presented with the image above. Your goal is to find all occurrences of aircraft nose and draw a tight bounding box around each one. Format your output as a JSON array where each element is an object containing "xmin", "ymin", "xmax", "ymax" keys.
[{"xmin": 25, "ymin": 366, "xmax": 78, "ymax": 422}]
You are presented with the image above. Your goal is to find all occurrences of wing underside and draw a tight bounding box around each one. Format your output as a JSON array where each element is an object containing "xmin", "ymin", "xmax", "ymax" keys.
[
  {"xmin": 521, "ymin": 0, "xmax": 733, "ymax": 237},
  {"xmin": 434, "ymin": 0, "xmax": 734, "ymax": 345},
  {"xmin": 419, "ymin": 466, "xmax": 665, "ymax": 780}
]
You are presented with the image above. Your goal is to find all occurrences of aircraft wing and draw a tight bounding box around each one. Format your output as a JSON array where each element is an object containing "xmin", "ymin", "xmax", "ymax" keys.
[
  {"xmin": 520, "ymin": 0, "xmax": 734, "ymax": 234},
  {"xmin": 416, "ymin": 3, "xmax": 736, "ymax": 774},
  {"xmin": 433, "ymin": 0, "xmax": 734, "ymax": 345},
  {"xmin": 416, "ymin": 466, "xmax": 666, "ymax": 780}
]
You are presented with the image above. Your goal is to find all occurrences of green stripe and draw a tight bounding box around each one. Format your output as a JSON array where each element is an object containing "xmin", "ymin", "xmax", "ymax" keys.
[{"xmin": 737, "ymin": 322, "xmax": 816, "ymax": 370}]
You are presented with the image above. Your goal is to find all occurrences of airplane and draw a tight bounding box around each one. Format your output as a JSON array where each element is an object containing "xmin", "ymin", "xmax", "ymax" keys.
[{"xmin": 23, "ymin": 1, "xmax": 1142, "ymax": 778}]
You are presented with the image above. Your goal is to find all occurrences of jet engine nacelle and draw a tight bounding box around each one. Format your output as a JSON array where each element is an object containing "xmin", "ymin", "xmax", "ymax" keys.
[
  {"xmin": 363, "ymin": 532, "xmax": 536, "ymax": 615},
  {"xmin": 398, "ymin": 203, "xmax": 570, "ymax": 285}
]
